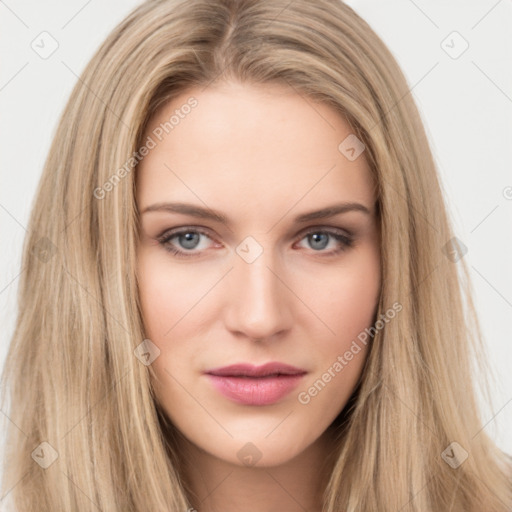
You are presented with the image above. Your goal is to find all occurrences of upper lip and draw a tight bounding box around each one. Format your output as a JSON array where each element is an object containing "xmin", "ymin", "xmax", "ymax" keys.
[{"xmin": 205, "ymin": 362, "xmax": 307, "ymax": 378}]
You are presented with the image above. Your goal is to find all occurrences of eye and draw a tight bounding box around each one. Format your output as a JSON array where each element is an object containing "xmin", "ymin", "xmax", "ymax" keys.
[
  {"xmin": 156, "ymin": 226, "xmax": 354, "ymax": 259},
  {"xmin": 294, "ymin": 227, "xmax": 354, "ymax": 256},
  {"xmin": 157, "ymin": 227, "xmax": 217, "ymax": 259}
]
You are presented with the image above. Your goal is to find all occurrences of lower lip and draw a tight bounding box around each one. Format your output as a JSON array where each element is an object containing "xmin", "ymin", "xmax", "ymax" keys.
[{"xmin": 205, "ymin": 374, "xmax": 305, "ymax": 406}]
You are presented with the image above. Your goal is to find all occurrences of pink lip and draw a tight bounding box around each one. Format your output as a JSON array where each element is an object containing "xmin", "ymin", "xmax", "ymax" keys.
[{"xmin": 204, "ymin": 363, "xmax": 307, "ymax": 406}]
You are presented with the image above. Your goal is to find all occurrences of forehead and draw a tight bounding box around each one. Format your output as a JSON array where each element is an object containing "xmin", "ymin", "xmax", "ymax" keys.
[{"xmin": 136, "ymin": 82, "xmax": 375, "ymax": 224}]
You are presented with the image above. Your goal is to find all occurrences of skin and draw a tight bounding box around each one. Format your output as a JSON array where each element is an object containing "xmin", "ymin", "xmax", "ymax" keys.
[{"xmin": 136, "ymin": 81, "xmax": 381, "ymax": 512}]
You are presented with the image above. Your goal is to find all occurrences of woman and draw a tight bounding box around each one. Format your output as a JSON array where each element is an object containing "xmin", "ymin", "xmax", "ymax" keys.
[{"xmin": 1, "ymin": 0, "xmax": 510, "ymax": 510}]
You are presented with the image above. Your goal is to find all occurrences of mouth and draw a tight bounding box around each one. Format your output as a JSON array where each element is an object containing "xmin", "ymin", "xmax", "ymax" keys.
[
  {"xmin": 204, "ymin": 362, "xmax": 307, "ymax": 405},
  {"xmin": 205, "ymin": 362, "xmax": 307, "ymax": 378}
]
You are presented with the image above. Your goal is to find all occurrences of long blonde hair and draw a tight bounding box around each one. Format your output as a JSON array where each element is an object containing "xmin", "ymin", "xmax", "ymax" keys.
[{"xmin": 1, "ymin": 0, "xmax": 510, "ymax": 510}]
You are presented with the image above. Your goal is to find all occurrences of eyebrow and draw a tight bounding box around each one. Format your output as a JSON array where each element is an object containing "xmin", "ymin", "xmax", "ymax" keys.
[{"xmin": 140, "ymin": 201, "xmax": 372, "ymax": 224}]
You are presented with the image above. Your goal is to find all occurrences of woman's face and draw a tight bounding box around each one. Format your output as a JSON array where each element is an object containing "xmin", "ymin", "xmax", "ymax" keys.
[{"xmin": 136, "ymin": 81, "xmax": 381, "ymax": 467}]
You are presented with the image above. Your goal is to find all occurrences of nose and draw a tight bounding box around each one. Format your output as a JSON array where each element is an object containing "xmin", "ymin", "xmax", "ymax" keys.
[{"xmin": 223, "ymin": 247, "xmax": 294, "ymax": 342}]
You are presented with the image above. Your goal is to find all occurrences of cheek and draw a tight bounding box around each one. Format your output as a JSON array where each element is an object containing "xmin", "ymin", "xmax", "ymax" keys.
[
  {"xmin": 136, "ymin": 254, "xmax": 197, "ymax": 408},
  {"xmin": 300, "ymin": 248, "xmax": 381, "ymax": 352},
  {"xmin": 137, "ymin": 250, "xmax": 205, "ymax": 340},
  {"xmin": 136, "ymin": 251, "xmax": 220, "ymax": 393},
  {"xmin": 296, "ymin": 257, "xmax": 379, "ymax": 410},
  {"xmin": 286, "ymin": 249, "xmax": 380, "ymax": 412},
  {"xmin": 334, "ymin": 265, "xmax": 380, "ymax": 340}
]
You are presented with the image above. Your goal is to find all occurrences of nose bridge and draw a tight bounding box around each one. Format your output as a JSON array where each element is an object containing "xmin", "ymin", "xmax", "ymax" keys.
[{"xmin": 224, "ymin": 239, "xmax": 292, "ymax": 339}]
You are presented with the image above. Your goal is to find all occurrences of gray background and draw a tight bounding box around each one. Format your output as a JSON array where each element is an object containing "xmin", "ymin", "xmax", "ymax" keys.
[{"xmin": 1, "ymin": 0, "xmax": 511, "ymax": 457}]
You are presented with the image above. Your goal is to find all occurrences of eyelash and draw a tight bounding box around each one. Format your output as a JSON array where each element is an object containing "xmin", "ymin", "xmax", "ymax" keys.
[{"xmin": 156, "ymin": 226, "xmax": 354, "ymax": 259}]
